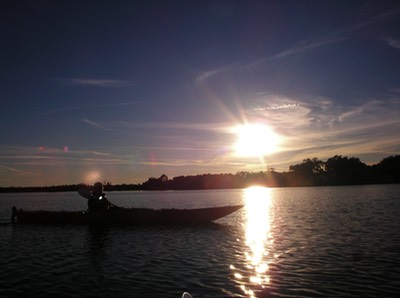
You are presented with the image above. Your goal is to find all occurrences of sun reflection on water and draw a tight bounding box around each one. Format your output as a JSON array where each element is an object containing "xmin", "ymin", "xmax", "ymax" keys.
[{"xmin": 232, "ymin": 186, "xmax": 273, "ymax": 297}]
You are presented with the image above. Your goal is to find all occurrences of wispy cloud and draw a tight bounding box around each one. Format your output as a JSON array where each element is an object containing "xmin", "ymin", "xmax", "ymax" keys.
[
  {"xmin": 0, "ymin": 146, "xmax": 123, "ymax": 167},
  {"xmin": 248, "ymin": 34, "xmax": 347, "ymax": 68},
  {"xmin": 249, "ymin": 7, "xmax": 400, "ymax": 68},
  {"xmin": 41, "ymin": 101, "xmax": 144, "ymax": 116},
  {"xmin": 117, "ymin": 120, "xmax": 231, "ymax": 133},
  {"xmin": 272, "ymin": 36, "xmax": 347, "ymax": 61},
  {"xmin": 195, "ymin": 64, "xmax": 236, "ymax": 84},
  {"xmin": 193, "ymin": 7, "xmax": 400, "ymax": 83},
  {"xmin": 60, "ymin": 78, "xmax": 134, "ymax": 87},
  {"xmin": 345, "ymin": 7, "xmax": 400, "ymax": 32},
  {"xmin": 82, "ymin": 118, "xmax": 112, "ymax": 131},
  {"xmin": 115, "ymin": 120, "xmax": 233, "ymax": 155},
  {"xmin": 384, "ymin": 37, "xmax": 400, "ymax": 49},
  {"xmin": 196, "ymin": 69, "xmax": 222, "ymax": 83},
  {"xmin": 0, "ymin": 165, "xmax": 31, "ymax": 175}
]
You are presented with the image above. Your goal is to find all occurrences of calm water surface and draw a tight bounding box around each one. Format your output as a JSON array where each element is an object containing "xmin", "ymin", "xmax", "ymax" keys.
[{"xmin": 0, "ymin": 185, "xmax": 399, "ymax": 297}]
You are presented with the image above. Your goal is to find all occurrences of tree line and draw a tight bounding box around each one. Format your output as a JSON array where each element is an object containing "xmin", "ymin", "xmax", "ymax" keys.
[
  {"xmin": 1, "ymin": 155, "xmax": 399, "ymax": 193},
  {"xmin": 140, "ymin": 155, "xmax": 400, "ymax": 189}
]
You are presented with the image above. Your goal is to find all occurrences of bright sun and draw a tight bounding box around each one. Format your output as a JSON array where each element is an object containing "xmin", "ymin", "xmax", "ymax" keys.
[{"xmin": 234, "ymin": 124, "xmax": 280, "ymax": 157}]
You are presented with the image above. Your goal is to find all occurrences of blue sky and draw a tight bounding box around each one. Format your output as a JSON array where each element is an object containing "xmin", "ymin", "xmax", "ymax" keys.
[{"xmin": 1, "ymin": 0, "xmax": 399, "ymax": 186}]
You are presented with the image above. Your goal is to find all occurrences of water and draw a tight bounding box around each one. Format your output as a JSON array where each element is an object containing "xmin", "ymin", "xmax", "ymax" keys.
[{"xmin": 0, "ymin": 185, "xmax": 399, "ymax": 297}]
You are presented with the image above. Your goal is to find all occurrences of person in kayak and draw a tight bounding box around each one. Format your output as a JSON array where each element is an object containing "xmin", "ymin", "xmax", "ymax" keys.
[{"xmin": 88, "ymin": 182, "xmax": 111, "ymax": 212}]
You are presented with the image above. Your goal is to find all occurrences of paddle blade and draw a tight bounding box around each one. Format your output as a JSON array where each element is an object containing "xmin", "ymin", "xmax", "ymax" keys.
[{"xmin": 78, "ymin": 188, "xmax": 92, "ymax": 200}]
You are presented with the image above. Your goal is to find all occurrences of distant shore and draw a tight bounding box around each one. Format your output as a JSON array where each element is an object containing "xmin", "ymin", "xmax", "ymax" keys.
[{"xmin": 1, "ymin": 154, "xmax": 399, "ymax": 193}]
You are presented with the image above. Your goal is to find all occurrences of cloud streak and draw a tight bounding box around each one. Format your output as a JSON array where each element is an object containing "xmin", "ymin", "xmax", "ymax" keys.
[
  {"xmin": 384, "ymin": 37, "xmax": 400, "ymax": 49},
  {"xmin": 0, "ymin": 146, "xmax": 124, "ymax": 167},
  {"xmin": 195, "ymin": 64, "xmax": 237, "ymax": 84},
  {"xmin": 40, "ymin": 101, "xmax": 145, "ymax": 117},
  {"xmin": 249, "ymin": 7, "xmax": 400, "ymax": 68},
  {"xmin": 248, "ymin": 34, "xmax": 347, "ymax": 69},
  {"xmin": 271, "ymin": 36, "xmax": 347, "ymax": 61},
  {"xmin": 82, "ymin": 118, "xmax": 112, "ymax": 131},
  {"xmin": 61, "ymin": 78, "xmax": 134, "ymax": 87}
]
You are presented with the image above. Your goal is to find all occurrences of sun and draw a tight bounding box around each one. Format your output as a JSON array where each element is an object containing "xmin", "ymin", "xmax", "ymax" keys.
[{"xmin": 234, "ymin": 124, "xmax": 280, "ymax": 157}]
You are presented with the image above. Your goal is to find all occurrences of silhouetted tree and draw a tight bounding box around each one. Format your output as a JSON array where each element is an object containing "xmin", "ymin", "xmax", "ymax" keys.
[
  {"xmin": 288, "ymin": 157, "xmax": 324, "ymax": 185},
  {"xmin": 325, "ymin": 155, "xmax": 368, "ymax": 185},
  {"xmin": 141, "ymin": 174, "xmax": 170, "ymax": 190},
  {"xmin": 373, "ymin": 155, "xmax": 400, "ymax": 183}
]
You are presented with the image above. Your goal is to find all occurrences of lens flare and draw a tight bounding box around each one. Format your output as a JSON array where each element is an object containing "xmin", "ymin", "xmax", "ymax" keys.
[{"xmin": 84, "ymin": 170, "xmax": 101, "ymax": 184}]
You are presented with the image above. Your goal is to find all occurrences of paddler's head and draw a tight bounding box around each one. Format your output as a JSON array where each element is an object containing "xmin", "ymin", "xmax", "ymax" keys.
[{"xmin": 93, "ymin": 182, "xmax": 104, "ymax": 195}]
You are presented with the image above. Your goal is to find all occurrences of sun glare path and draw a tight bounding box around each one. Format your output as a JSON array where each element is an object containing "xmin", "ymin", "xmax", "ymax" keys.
[
  {"xmin": 234, "ymin": 124, "xmax": 280, "ymax": 158},
  {"xmin": 232, "ymin": 186, "xmax": 274, "ymax": 297}
]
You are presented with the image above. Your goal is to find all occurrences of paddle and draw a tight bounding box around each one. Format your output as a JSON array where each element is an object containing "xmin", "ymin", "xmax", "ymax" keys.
[
  {"xmin": 78, "ymin": 188, "xmax": 92, "ymax": 200},
  {"xmin": 78, "ymin": 188, "xmax": 121, "ymax": 209}
]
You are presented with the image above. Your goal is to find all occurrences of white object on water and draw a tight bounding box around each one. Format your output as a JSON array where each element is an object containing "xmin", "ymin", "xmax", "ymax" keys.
[{"xmin": 182, "ymin": 292, "xmax": 193, "ymax": 298}]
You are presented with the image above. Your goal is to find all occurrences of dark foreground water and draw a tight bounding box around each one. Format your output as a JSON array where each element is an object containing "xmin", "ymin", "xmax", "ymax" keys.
[{"xmin": 0, "ymin": 185, "xmax": 399, "ymax": 297}]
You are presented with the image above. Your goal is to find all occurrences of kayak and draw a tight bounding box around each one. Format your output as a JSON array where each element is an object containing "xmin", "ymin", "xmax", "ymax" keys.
[{"xmin": 11, "ymin": 205, "xmax": 243, "ymax": 225}]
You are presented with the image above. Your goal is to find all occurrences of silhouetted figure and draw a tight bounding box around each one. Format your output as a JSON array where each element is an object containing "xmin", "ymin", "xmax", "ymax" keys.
[{"xmin": 87, "ymin": 182, "xmax": 111, "ymax": 212}]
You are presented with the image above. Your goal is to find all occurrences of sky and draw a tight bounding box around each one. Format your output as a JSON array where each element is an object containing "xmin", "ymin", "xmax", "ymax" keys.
[{"xmin": 1, "ymin": 0, "xmax": 400, "ymax": 187}]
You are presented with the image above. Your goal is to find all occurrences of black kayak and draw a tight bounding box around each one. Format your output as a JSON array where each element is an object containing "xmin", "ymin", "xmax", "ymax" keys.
[{"xmin": 11, "ymin": 205, "xmax": 244, "ymax": 225}]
